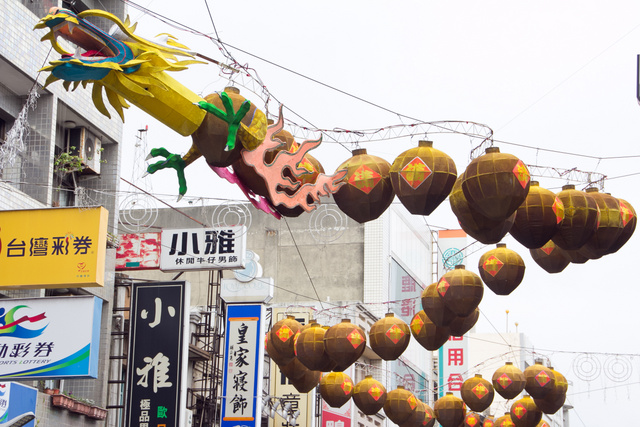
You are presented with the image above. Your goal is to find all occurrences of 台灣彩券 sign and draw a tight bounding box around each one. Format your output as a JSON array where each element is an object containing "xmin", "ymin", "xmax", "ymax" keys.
[{"xmin": 0, "ymin": 207, "xmax": 108, "ymax": 289}]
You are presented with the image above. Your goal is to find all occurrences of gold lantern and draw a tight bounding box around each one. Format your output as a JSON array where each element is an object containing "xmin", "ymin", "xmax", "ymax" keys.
[
  {"xmin": 421, "ymin": 283, "xmax": 456, "ymax": 327},
  {"xmin": 533, "ymin": 368, "xmax": 567, "ymax": 414},
  {"xmin": 578, "ymin": 188, "xmax": 624, "ymax": 259},
  {"xmin": 410, "ymin": 310, "xmax": 450, "ymax": 351},
  {"xmin": 279, "ymin": 357, "xmax": 308, "ymax": 382},
  {"xmin": 192, "ymin": 87, "xmax": 263, "ymax": 167},
  {"xmin": 510, "ymin": 395, "xmax": 542, "ymax": 427},
  {"xmin": 295, "ymin": 323, "xmax": 334, "ymax": 371},
  {"xmin": 529, "ymin": 240, "xmax": 570, "ymax": 274},
  {"xmin": 484, "ymin": 416, "xmax": 495, "ymax": 427},
  {"xmin": 333, "ymin": 148, "xmax": 394, "ymax": 223},
  {"xmin": 269, "ymin": 315, "xmax": 302, "ymax": 365},
  {"xmin": 563, "ymin": 249, "xmax": 588, "ymax": 264},
  {"xmin": 434, "ymin": 392, "xmax": 466, "ymax": 427},
  {"xmin": 390, "ymin": 140, "xmax": 457, "ymax": 215},
  {"xmin": 509, "ymin": 182, "xmax": 564, "ymax": 249},
  {"xmin": 437, "ymin": 265, "xmax": 484, "ymax": 317},
  {"xmin": 605, "ymin": 198, "xmax": 636, "ymax": 254},
  {"xmin": 266, "ymin": 331, "xmax": 293, "ymax": 366},
  {"xmin": 461, "ymin": 147, "xmax": 530, "ymax": 220},
  {"xmin": 461, "ymin": 374, "xmax": 495, "ymax": 412},
  {"xmin": 523, "ymin": 363, "xmax": 556, "ymax": 400},
  {"xmin": 289, "ymin": 366, "xmax": 321, "ymax": 393},
  {"xmin": 369, "ymin": 313, "xmax": 411, "ymax": 360},
  {"xmin": 463, "ymin": 412, "xmax": 483, "ymax": 427},
  {"xmin": 492, "ymin": 362, "xmax": 526, "ymax": 400},
  {"xmin": 399, "ymin": 399, "xmax": 430, "ymax": 427},
  {"xmin": 320, "ymin": 371, "xmax": 354, "ymax": 408},
  {"xmin": 352, "ymin": 375, "xmax": 387, "ymax": 415},
  {"xmin": 449, "ymin": 308, "xmax": 479, "ymax": 337},
  {"xmin": 551, "ymin": 185, "xmax": 599, "ymax": 250},
  {"xmin": 450, "ymin": 175, "xmax": 516, "ymax": 244},
  {"xmin": 494, "ymin": 413, "xmax": 516, "ymax": 427},
  {"xmin": 324, "ymin": 319, "xmax": 366, "ymax": 372},
  {"xmin": 478, "ymin": 244, "xmax": 526, "ymax": 296},
  {"xmin": 383, "ymin": 386, "xmax": 419, "ymax": 425}
]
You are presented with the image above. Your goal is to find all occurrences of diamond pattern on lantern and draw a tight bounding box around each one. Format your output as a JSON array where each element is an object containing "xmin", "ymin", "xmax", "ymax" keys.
[
  {"xmin": 552, "ymin": 197, "xmax": 564, "ymax": 224},
  {"xmin": 437, "ymin": 278, "xmax": 450, "ymax": 297},
  {"xmin": 512, "ymin": 160, "xmax": 530, "ymax": 189},
  {"xmin": 472, "ymin": 382, "xmax": 489, "ymax": 399},
  {"xmin": 407, "ymin": 394, "xmax": 417, "ymax": 410},
  {"xmin": 512, "ymin": 403, "xmax": 527, "ymax": 419},
  {"xmin": 348, "ymin": 165, "xmax": 381, "ymax": 194},
  {"xmin": 400, "ymin": 157, "xmax": 432, "ymax": 189},
  {"xmin": 342, "ymin": 380, "xmax": 353, "ymax": 395},
  {"xmin": 497, "ymin": 373, "xmax": 513, "ymax": 389},
  {"xmin": 276, "ymin": 325, "xmax": 294, "ymax": 342},
  {"xmin": 540, "ymin": 241, "xmax": 555, "ymax": 255},
  {"xmin": 620, "ymin": 202, "xmax": 634, "ymax": 226},
  {"xmin": 347, "ymin": 329, "xmax": 364, "ymax": 348},
  {"xmin": 536, "ymin": 370, "xmax": 551, "ymax": 387},
  {"xmin": 466, "ymin": 415, "xmax": 478, "ymax": 426},
  {"xmin": 410, "ymin": 316, "xmax": 424, "ymax": 335},
  {"xmin": 369, "ymin": 385, "xmax": 383, "ymax": 401},
  {"xmin": 482, "ymin": 255, "xmax": 504, "ymax": 277},
  {"xmin": 385, "ymin": 324, "xmax": 406, "ymax": 344}
]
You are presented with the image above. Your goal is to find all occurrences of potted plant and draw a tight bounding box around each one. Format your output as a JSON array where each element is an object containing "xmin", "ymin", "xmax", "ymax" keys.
[
  {"xmin": 51, "ymin": 393, "xmax": 74, "ymax": 410},
  {"xmin": 88, "ymin": 406, "xmax": 108, "ymax": 420}
]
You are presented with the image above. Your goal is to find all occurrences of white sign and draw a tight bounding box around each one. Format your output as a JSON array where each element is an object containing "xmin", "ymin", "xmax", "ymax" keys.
[
  {"xmin": 0, "ymin": 296, "xmax": 102, "ymax": 379},
  {"xmin": 438, "ymin": 335, "xmax": 469, "ymax": 398},
  {"xmin": 160, "ymin": 226, "xmax": 247, "ymax": 271},
  {"xmin": 221, "ymin": 278, "xmax": 274, "ymax": 304},
  {"xmin": 437, "ymin": 230, "xmax": 467, "ymax": 274}
]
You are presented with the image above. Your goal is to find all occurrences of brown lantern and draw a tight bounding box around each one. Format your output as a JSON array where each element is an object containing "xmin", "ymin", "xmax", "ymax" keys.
[
  {"xmin": 324, "ymin": 319, "xmax": 366, "ymax": 372},
  {"xmin": 494, "ymin": 413, "xmax": 516, "ymax": 427},
  {"xmin": 605, "ymin": 198, "xmax": 636, "ymax": 254},
  {"xmin": 563, "ymin": 249, "xmax": 589, "ymax": 264},
  {"xmin": 437, "ymin": 265, "xmax": 484, "ymax": 317},
  {"xmin": 492, "ymin": 362, "xmax": 526, "ymax": 400},
  {"xmin": 551, "ymin": 185, "xmax": 599, "ymax": 250},
  {"xmin": 289, "ymin": 367, "xmax": 322, "ymax": 393},
  {"xmin": 461, "ymin": 147, "xmax": 531, "ymax": 221},
  {"xmin": 450, "ymin": 175, "xmax": 516, "ymax": 244},
  {"xmin": 529, "ymin": 240, "xmax": 570, "ymax": 274},
  {"xmin": 509, "ymin": 182, "xmax": 564, "ymax": 249},
  {"xmin": 523, "ymin": 363, "xmax": 556, "ymax": 400},
  {"xmin": 478, "ymin": 244, "xmax": 526, "ymax": 296},
  {"xmin": 269, "ymin": 315, "xmax": 302, "ymax": 365},
  {"xmin": 399, "ymin": 399, "xmax": 430, "ymax": 427},
  {"xmin": 578, "ymin": 188, "xmax": 624, "ymax": 259},
  {"xmin": 461, "ymin": 374, "xmax": 495, "ymax": 412},
  {"xmin": 463, "ymin": 412, "xmax": 483, "ymax": 427},
  {"xmin": 390, "ymin": 140, "xmax": 457, "ymax": 216},
  {"xmin": 449, "ymin": 308, "xmax": 479, "ymax": 337},
  {"xmin": 510, "ymin": 395, "xmax": 542, "ymax": 427},
  {"xmin": 333, "ymin": 148, "xmax": 394, "ymax": 223},
  {"xmin": 295, "ymin": 323, "xmax": 333, "ymax": 371},
  {"xmin": 369, "ymin": 313, "xmax": 411, "ymax": 360},
  {"xmin": 352, "ymin": 375, "xmax": 387, "ymax": 415},
  {"xmin": 383, "ymin": 386, "xmax": 419, "ymax": 425},
  {"xmin": 192, "ymin": 87, "xmax": 264, "ymax": 167},
  {"xmin": 484, "ymin": 416, "xmax": 495, "ymax": 427},
  {"xmin": 421, "ymin": 283, "xmax": 457, "ymax": 327},
  {"xmin": 266, "ymin": 331, "xmax": 293, "ymax": 366},
  {"xmin": 410, "ymin": 310, "xmax": 451, "ymax": 351},
  {"xmin": 434, "ymin": 392, "xmax": 466, "ymax": 427},
  {"xmin": 279, "ymin": 357, "xmax": 309, "ymax": 382},
  {"xmin": 533, "ymin": 368, "xmax": 567, "ymax": 414},
  {"xmin": 319, "ymin": 371, "xmax": 354, "ymax": 408}
]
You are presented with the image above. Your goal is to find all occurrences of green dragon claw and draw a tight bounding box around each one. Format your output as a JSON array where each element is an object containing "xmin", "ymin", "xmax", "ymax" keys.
[
  {"xmin": 146, "ymin": 147, "xmax": 188, "ymax": 197},
  {"xmin": 196, "ymin": 90, "xmax": 251, "ymax": 151}
]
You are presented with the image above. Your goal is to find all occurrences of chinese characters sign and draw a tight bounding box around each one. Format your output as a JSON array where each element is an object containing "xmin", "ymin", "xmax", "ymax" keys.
[
  {"xmin": 160, "ymin": 227, "xmax": 247, "ymax": 272},
  {"xmin": 0, "ymin": 207, "xmax": 108, "ymax": 289},
  {"xmin": 126, "ymin": 282, "xmax": 189, "ymax": 427},
  {"xmin": 389, "ymin": 259, "xmax": 423, "ymax": 325},
  {"xmin": 116, "ymin": 233, "xmax": 161, "ymax": 270},
  {"xmin": 0, "ymin": 296, "xmax": 102, "ymax": 380},
  {"xmin": 438, "ymin": 335, "xmax": 468, "ymax": 398},
  {"xmin": 221, "ymin": 304, "xmax": 264, "ymax": 427}
]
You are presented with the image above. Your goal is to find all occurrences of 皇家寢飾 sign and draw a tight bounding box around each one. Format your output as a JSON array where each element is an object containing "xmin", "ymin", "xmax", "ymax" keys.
[
  {"xmin": 221, "ymin": 304, "xmax": 264, "ymax": 427},
  {"xmin": 125, "ymin": 281, "xmax": 189, "ymax": 427},
  {"xmin": 160, "ymin": 226, "xmax": 246, "ymax": 271},
  {"xmin": 0, "ymin": 207, "xmax": 108, "ymax": 289},
  {"xmin": 0, "ymin": 296, "xmax": 102, "ymax": 379}
]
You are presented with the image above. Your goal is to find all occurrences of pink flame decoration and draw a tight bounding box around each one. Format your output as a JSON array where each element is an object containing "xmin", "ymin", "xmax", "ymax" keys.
[{"xmin": 241, "ymin": 105, "xmax": 347, "ymax": 212}]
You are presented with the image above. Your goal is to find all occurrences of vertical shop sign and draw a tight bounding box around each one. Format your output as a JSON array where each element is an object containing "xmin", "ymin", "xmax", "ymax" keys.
[
  {"xmin": 221, "ymin": 304, "xmax": 264, "ymax": 427},
  {"xmin": 438, "ymin": 335, "xmax": 468, "ymax": 398},
  {"xmin": 125, "ymin": 281, "xmax": 189, "ymax": 427},
  {"xmin": 437, "ymin": 230, "xmax": 467, "ymax": 275}
]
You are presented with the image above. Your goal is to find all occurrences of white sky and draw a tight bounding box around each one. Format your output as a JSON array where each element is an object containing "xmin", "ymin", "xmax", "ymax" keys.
[{"xmin": 115, "ymin": 1, "xmax": 640, "ymax": 424}]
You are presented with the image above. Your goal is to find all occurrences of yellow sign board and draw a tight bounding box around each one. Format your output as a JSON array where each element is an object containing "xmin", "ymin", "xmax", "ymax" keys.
[{"xmin": 0, "ymin": 207, "xmax": 108, "ymax": 289}]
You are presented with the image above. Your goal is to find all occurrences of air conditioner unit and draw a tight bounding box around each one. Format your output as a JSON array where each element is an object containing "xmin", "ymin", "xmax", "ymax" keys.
[{"xmin": 67, "ymin": 127, "xmax": 102, "ymax": 174}]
